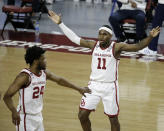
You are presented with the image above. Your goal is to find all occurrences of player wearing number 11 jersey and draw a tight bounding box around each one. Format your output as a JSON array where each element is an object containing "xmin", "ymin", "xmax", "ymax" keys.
[
  {"xmin": 3, "ymin": 46, "xmax": 91, "ymax": 131},
  {"xmin": 49, "ymin": 10, "xmax": 160, "ymax": 131}
]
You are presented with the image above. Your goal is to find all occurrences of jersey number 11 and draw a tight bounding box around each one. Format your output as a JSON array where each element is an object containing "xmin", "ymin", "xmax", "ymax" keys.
[{"xmin": 97, "ymin": 58, "xmax": 106, "ymax": 70}]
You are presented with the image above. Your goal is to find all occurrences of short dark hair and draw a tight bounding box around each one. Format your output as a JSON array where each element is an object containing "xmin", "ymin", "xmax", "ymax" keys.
[
  {"xmin": 101, "ymin": 25, "xmax": 112, "ymax": 31},
  {"xmin": 25, "ymin": 46, "xmax": 46, "ymax": 65}
]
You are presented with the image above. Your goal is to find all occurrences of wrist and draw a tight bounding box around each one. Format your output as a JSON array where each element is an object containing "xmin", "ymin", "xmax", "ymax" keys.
[
  {"xmin": 148, "ymin": 35, "xmax": 154, "ymax": 39},
  {"xmin": 11, "ymin": 108, "xmax": 17, "ymax": 114},
  {"xmin": 57, "ymin": 21, "xmax": 62, "ymax": 25}
]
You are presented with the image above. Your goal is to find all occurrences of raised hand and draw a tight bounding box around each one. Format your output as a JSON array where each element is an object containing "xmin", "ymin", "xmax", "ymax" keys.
[
  {"xmin": 150, "ymin": 26, "xmax": 160, "ymax": 38},
  {"xmin": 48, "ymin": 10, "xmax": 62, "ymax": 25}
]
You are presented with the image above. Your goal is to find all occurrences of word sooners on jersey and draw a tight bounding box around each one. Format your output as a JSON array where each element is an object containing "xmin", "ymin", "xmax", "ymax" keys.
[
  {"xmin": 17, "ymin": 68, "xmax": 46, "ymax": 114},
  {"xmin": 90, "ymin": 41, "xmax": 119, "ymax": 82}
]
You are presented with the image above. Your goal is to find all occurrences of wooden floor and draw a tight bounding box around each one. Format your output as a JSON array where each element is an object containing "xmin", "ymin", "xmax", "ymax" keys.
[{"xmin": 0, "ymin": 46, "xmax": 164, "ymax": 131}]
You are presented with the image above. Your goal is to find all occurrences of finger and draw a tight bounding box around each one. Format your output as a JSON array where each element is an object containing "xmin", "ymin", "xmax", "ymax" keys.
[
  {"xmin": 17, "ymin": 117, "xmax": 21, "ymax": 125},
  {"xmin": 156, "ymin": 26, "xmax": 160, "ymax": 29},
  {"xmin": 49, "ymin": 11, "xmax": 56, "ymax": 16},
  {"xmin": 48, "ymin": 11, "xmax": 51, "ymax": 16},
  {"xmin": 155, "ymin": 26, "xmax": 160, "ymax": 31},
  {"xmin": 12, "ymin": 119, "xmax": 16, "ymax": 125},
  {"xmin": 48, "ymin": 10, "xmax": 53, "ymax": 15},
  {"xmin": 16, "ymin": 120, "xmax": 20, "ymax": 125},
  {"xmin": 48, "ymin": 10, "xmax": 51, "ymax": 14},
  {"xmin": 48, "ymin": 11, "xmax": 54, "ymax": 17},
  {"xmin": 83, "ymin": 93, "xmax": 86, "ymax": 97}
]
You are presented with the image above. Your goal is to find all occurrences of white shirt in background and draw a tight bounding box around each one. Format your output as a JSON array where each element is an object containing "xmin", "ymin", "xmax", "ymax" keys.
[{"xmin": 118, "ymin": 0, "xmax": 146, "ymax": 12}]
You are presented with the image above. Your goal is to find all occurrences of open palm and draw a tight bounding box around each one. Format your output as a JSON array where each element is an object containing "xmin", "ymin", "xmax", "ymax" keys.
[
  {"xmin": 48, "ymin": 10, "xmax": 61, "ymax": 24},
  {"xmin": 150, "ymin": 26, "xmax": 160, "ymax": 38}
]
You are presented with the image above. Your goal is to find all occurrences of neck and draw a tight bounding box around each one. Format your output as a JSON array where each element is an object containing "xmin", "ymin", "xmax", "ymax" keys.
[
  {"xmin": 29, "ymin": 65, "xmax": 41, "ymax": 75},
  {"xmin": 100, "ymin": 41, "xmax": 111, "ymax": 48}
]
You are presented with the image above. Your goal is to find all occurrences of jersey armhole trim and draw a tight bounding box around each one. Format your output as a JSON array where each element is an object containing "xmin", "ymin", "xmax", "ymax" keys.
[
  {"xmin": 91, "ymin": 41, "xmax": 98, "ymax": 55},
  {"xmin": 112, "ymin": 42, "xmax": 120, "ymax": 60},
  {"xmin": 20, "ymin": 72, "xmax": 31, "ymax": 89}
]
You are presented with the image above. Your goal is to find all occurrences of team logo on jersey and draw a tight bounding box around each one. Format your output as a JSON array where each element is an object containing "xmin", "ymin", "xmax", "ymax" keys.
[{"xmin": 94, "ymin": 53, "xmax": 111, "ymax": 57}]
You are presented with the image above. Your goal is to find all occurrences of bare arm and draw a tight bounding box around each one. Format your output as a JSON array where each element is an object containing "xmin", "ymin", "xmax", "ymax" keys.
[
  {"xmin": 45, "ymin": 70, "xmax": 91, "ymax": 96},
  {"xmin": 3, "ymin": 73, "xmax": 30, "ymax": 125},
  {"xmin": 115, "ymin": 26, "xmax": 160, "ymax": 56},
  {"xmin": 48, "ymin": 10, "xmax": 96, "ymax": 49}
]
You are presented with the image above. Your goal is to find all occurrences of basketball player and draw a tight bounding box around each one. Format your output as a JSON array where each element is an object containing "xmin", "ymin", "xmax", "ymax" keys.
[
  {"xmin": 3, "ymin": 46, "xmax": 91, "ymax": 131},
  {"xmin": 48, "ymin": 10, "xmax": 160, "ymax": 131}
]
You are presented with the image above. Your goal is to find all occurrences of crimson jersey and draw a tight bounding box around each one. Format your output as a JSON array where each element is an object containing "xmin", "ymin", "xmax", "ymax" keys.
[
  {"xmin": 90, "ymin": 41, "xmax": 119, "ymax": 82},
  {"xmin": 17, "ymin": 69, "xmax": 46, "ymax": 115}
]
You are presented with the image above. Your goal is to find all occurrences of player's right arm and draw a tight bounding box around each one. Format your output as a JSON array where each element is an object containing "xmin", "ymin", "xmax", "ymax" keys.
[
  {"xmin": 3, "ymin": 73, "xmax": 30, "ymax": 125},
  {"xmin": 48, "ymin": 10, "xmax": 96, "ymax": 49}
]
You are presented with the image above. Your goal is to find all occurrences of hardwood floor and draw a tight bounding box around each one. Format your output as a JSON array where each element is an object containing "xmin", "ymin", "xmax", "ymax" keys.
[{"xmin": 0, "ymin": 46, "xmax": 164, "ymax": 131}]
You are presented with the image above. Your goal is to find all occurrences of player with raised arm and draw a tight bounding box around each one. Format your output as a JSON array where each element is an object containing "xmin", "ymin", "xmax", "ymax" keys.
[{"xmin": 49, "ymin": 10, "xmax": 160, "ymax": 131}]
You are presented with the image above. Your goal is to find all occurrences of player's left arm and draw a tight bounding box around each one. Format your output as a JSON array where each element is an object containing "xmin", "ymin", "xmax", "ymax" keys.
[
  {"xmin": 45, "ymin": 70, "xmax": 91, "ymax": 96},
  {"xmin": 115, "ymin": 26, "xmax": 160, "ymax": 54}
]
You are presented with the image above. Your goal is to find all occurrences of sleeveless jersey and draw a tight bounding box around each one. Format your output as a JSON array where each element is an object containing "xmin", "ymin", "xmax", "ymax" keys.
[
  {"xmin": 17, "ymin": 68, "xmax": 46, "ymax": 115},
  {"xmin": 90, "ymin": 41, "xmax": 119, "ymax": 82}
]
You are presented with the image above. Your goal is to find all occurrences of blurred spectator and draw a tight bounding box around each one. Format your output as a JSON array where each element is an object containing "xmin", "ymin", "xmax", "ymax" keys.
[
  {"xmin": 32, "ymin": 0, "xmax": 41, "ymax": 12},
  {"xmin": 46, "ymin": 0, "xmax": 54, "ymax": 4},
  {"xmin": 7, "ymin": 0, "xmax": 42, "ymax": 13},
  {"xmin": 140, "ymin": 0, "xmax": 164, "ymax": 55},
  {"xmin": 7, "ymin": 0, "xmax": 15, "ymax": 5},
  {"xmin": 109, "ymin": 0, "xmax": 147, "ymax": 42}
]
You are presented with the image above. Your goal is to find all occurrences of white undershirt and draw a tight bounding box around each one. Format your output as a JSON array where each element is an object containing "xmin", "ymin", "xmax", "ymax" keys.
[{"xmin": 158, "ymin": 0, "xmax": 164, "ymax": 4}]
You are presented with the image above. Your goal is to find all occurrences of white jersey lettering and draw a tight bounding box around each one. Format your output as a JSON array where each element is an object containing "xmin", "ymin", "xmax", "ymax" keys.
[
  {"xmin": 17, "ymin": 69, "xmax": 46, "ymax": 115},
  {"xmin": 90, "ymin": 41, "xmax": 119, "ymax": 82}
]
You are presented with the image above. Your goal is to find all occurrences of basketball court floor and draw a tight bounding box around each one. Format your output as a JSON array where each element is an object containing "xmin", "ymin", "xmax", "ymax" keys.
[{"xmin": 0, "ymin": 0, "xmax": 164, "ymax": 131}]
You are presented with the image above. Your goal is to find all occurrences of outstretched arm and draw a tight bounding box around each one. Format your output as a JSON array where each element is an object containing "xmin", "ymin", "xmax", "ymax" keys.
[
  {"xmin": 115, "ymin": 26, "xmax": 160, "ymax": 55},
  {"xmin": 3, "ymin": 73, "xmax": 30, "ymax": 126},
  {"xmin": 45, "ymin": 70, "xmax": 91, "ymax": 96},
  {"xmin": 48, "ymin": 10, "xmax": 96, "ymax": 49}
]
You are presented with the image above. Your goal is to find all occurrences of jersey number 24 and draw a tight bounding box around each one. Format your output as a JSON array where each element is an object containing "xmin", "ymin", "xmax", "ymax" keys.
[{"xmin": 33, "ymin": 86, "xmax": 44, "ymax": 99}]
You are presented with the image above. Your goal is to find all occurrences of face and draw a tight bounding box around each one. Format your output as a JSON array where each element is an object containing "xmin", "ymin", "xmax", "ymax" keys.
[
  {"xmin": 98, "ymin": 29, "xmax": 112, "ymax": 45},
  {"xmin": 37, "ymin": 54, "xmax": 47, "ymax": 70}
]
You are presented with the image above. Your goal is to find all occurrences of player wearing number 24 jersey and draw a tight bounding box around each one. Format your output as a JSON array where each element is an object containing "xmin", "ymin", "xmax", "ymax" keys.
[
  {"xmin": 3, "ymin": 46, "xmax": 91, "ymax": 131},
  {"xmin": 49, "ymin": 10, "xmax": 160, "ymax": 131}
]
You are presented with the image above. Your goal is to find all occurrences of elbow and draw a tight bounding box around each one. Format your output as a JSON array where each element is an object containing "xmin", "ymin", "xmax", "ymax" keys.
[
  {"xmin": 3, "ymin": 94, "xmax": 7, "ymax": 101},
  {"xmin": 3, "ymin": 94, "xmax": 10, "ymax": 102}
]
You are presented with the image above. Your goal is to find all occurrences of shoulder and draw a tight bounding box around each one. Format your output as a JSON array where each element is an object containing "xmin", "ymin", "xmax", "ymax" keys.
[
  {"xmin": 44, "ymin": 69, "xmax": 54, "ymax": 79},
  {"xmin": 114, "ymin": 42, "xmax": 128, "ymax": 54},
  {"xmin": 12, "ymin": 71, "xmax": 31, "ymax": 87},
  {"xmin": 18, "ymin": 71, "xmax": 30, "ymax": 79}
]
